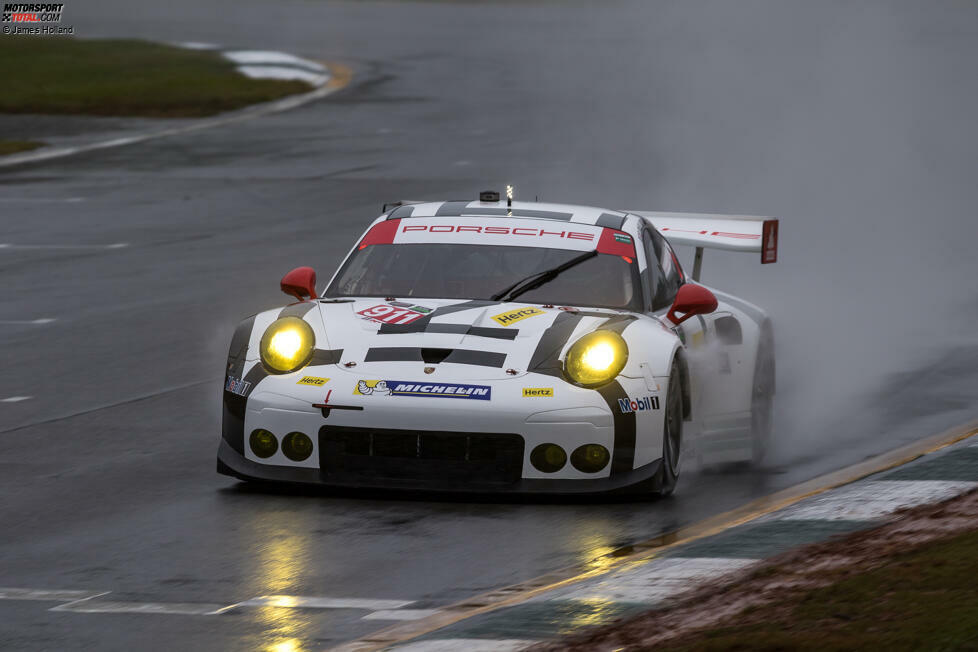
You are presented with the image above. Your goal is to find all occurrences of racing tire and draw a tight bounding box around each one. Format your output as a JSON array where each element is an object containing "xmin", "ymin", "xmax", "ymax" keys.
[
  {"xmin": 654, "ymin": 360, "xmax": 684, "ymax": 497},
  {"xmin": 750, "ymin": 320, "xmax": 776, "ymax": 465}
]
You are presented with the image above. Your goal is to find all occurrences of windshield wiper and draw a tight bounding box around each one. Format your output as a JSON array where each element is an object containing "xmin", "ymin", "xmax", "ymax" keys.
[{"xmin": 490, "ymin": 250, "xmax": 598, "ymax": 303}]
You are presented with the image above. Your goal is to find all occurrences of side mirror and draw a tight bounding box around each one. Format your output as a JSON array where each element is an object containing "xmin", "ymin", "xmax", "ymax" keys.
[
  {"xmin": 667, "ymin": 284, "xmax": 717, "ymax": 326},
  {"xmin": 280, "ymin": 266, "xmax": 318, "ymax": 301}
]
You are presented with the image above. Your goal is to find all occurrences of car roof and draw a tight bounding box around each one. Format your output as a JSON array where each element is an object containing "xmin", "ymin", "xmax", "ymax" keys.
[{"xmin": 383, "ymin": 200, "xmax": 630, "ymax": 230}]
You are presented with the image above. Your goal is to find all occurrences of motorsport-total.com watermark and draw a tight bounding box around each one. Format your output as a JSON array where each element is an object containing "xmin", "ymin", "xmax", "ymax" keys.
[{"xmin": 2, "ymin": 3, "xmax": 74, "ymax": 35}]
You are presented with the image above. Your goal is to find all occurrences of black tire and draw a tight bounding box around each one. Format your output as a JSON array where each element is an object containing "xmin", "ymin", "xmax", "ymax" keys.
[
  {"xmin": 655, "ymin": 360, "xmax": 684, "ymax": 496},
  {"xmin": 751, "ymin": 321, "xmax": 776, "ymax": 465}
]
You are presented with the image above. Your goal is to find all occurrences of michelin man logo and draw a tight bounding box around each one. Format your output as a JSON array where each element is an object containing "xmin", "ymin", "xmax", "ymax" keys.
[{"xmin": 356, "ymin": 380, "xmax": 392, "ymax": 396}]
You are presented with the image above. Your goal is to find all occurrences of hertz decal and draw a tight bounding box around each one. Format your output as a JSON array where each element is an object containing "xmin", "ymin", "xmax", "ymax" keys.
[
  {"xmin": 296, "ymin": 376, "xmax": 329, "ymax": 386},
  {"xmin": 522, "ymin": 388, "xmax": 554, "ymax": 397},
  {"xmin": 492, "ymin": 307, "xmax": 545, "ymax": 326}
]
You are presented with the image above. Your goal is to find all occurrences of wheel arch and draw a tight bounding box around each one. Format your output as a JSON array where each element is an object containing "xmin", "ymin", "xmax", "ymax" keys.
[{"xmin": 674, "ymin": 348, "xmax": 692, "ymax": 420}]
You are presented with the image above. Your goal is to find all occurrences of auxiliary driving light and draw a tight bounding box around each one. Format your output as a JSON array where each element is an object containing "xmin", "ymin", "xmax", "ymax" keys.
[
  {"xmin": 260, "ymin": 316, "xmax": 315, "ymax": 374},
  {"xmin": 563, "ymin": 330, "xmax": 628, "ymax": 388},
  {"xmin": 282, "ymin": 431, "xmax": 313, "ymax": 461},
  {"xmin": 249, "ymin": 429, "xmax": 278, "ymax": 458},
  {"xmin": 530, "ymin": 443, "xmax": 567, "ymax": 473},
  {"xmin": 570, "ymin": 444, "xmax": 610, "ymax": 473}
]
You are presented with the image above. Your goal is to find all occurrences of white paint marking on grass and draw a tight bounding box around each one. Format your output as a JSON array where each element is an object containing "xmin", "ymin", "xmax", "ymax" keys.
[
  {"xmin": 222, "ymin": 50, "xmax": 327, "ymax": 72},
  {"xmin": 768, "ymin": 479, "xmax": 978, "ymax": 522},
  {"xmin": 554, "ymin": 557, "xmax": 759, "ymax": 604},
  {"xmin": 0, "ymin": 588, "xmax": 103, "ymax": 601},
  {"xmin": 216, "ymin": 595, "xmax": 414, "ymax": 613},
  {"xmin": 236, "ymin": 65, "xmax": 329, "ymax": 86},
  {"xmin": 0, "ymin": 396, "xmax": 32, "ymax": 403},
  {"xmin": 392, "ymin": 640, "xmax": 534, "ymax": 652},
  {"xmin": 175, "ymin": 41, "xmax": 219, "ymax": 50},
  {"xmin": 0, "ymin": 243, "xmax": 128, "ymax": 250},
  {"xmin": 362, "ymin": 609, "xmax": 441, "ymax": 621}
]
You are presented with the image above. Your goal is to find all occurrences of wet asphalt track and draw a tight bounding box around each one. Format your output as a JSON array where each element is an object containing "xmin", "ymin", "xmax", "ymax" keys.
[{"xmin": 2, "ymin": 1, "xmax": 978, "ymax": 649}]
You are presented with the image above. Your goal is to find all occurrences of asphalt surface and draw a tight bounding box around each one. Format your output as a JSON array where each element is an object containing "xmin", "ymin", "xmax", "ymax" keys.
[{"xmin": 2, "ymin": 1, "xmax": 978, "ymax": 650}]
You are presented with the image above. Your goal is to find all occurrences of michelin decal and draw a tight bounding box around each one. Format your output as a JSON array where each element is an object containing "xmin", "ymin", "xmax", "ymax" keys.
[{"xmin": 356, "ymin": 380, "xmax": 491, "ymax": 400}]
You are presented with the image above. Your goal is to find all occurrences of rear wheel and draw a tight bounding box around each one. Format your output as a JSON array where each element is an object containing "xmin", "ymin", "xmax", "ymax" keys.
[
  {"xmin": 655, "ymin": 360, "xmax": 684, "ymax": 496},
  {"xmin": 751, "ymin": 321, "xmax": 776, "ymax": 465}
]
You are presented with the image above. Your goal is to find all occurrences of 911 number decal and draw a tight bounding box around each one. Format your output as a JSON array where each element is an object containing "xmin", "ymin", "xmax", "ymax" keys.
[{"xmin": 358, "ymin": 304, "xmax": 426, "ymax": 325}]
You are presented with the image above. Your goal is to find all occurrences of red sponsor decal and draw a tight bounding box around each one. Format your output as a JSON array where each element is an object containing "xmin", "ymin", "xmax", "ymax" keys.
[
  {"xmin": 358, "ymin": 219, "xmax": 400, "ymax": 249},
  {"xmin": 710, "ymin": 231, "xmax": 760, "ymax": 239},
  {"xmin": 761, "ymin": 219, "xmax": 779, "ymax": 264},
  {"xmin": 596, "ymin": 228, "xmax": 636, "ymax": 257},
  {"xmin": 358, "ymin": 304, "xmax": 426, "ymax": 325}
]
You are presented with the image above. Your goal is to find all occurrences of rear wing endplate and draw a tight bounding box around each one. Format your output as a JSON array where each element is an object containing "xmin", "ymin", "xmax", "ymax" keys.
[{"xmin": 629, "ymin": 211, "xmax": 779, "ymax": 282}]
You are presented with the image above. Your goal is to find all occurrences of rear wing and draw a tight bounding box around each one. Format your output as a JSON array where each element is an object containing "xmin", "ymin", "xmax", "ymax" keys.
[{"xmin": 629, "ymin": 211, "xmax": 779, "ymax": 282}]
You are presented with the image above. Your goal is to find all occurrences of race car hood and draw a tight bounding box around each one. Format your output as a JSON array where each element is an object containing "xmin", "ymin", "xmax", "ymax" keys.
[{"xmin": 312, "ymin": 297, "xmax": 630, "ymax": 381}]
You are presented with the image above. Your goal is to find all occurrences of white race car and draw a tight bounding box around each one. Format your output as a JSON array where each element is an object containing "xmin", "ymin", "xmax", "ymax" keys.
[{"xmin": 217, "ymin": 193, "xmax": 779, "ymax": 495}]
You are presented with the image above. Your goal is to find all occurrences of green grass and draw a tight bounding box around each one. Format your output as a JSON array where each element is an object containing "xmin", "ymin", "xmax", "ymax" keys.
[
  {"xmin": 0, "ymin": 38, "xmax": 313, "ymax": 117},
  {"xmin": 668, "ymin": 528, "xmax": 978, "ymax": 651},
  {"xmin": 0, "ymin": 141, "xmax": 44, "ymax": 155}
]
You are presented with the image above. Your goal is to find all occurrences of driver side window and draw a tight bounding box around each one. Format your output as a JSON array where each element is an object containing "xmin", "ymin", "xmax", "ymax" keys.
[{"xmin": 643, "ymin": 228, "xmax": 682, "ymax": 311}]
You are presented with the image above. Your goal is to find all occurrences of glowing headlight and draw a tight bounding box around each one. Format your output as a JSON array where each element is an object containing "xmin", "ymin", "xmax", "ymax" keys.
[
  {"xmin": 259, "ymin": 316, "xmax": 315, "ymax": 374},
  {"xmin": 563, "ymin": 330, "xmax": 628, "ymax": 388}
]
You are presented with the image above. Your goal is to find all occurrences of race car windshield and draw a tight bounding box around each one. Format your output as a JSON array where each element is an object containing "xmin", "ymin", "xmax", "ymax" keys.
[{"xmin": 325, "ymin": 243, "xmax": 642, "ymax": 311}]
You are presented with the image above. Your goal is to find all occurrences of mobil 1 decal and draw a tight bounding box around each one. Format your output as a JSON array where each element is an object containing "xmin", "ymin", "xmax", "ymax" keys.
[
  {"xmin": 617, "ymin": 394, "xmax": 659, "ymax": 413},
  {"xmin": 358, "ymin": 303, "xmax": 432, "ymax": 326}
]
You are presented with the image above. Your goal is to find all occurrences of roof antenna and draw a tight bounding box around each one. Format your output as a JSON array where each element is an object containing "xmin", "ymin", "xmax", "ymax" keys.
[{"xmin": 506, "ymin": 185, "xmax": 513, "ymax": 208}]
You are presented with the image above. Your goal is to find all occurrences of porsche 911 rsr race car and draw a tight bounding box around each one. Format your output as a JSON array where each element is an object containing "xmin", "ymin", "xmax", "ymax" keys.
[{"xmin": 217, "ymin": 194, "xmax": 779, "ymax": 495}]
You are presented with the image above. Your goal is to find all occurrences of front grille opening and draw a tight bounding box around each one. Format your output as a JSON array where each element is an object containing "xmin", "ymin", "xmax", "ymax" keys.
[{"xmin": 320, "ymin": 426, "xmax": 524, "ymax": 486}]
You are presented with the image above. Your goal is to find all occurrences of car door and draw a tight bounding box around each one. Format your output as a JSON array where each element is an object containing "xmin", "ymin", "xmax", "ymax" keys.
[{"xmin": 641, "ymin": 227, "xmax": 713, "ymax": 412}]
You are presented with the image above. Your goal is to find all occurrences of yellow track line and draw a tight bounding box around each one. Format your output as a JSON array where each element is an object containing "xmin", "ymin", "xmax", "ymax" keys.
[{"xmin": 330, "ymin": 419, "xmax": 978, "ymax": 652}]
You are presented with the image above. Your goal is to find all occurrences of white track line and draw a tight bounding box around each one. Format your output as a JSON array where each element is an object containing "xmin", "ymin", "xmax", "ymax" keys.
[
  {"xmin": 0, "ymin": 397, "xmax": 32, "ymax": 403},
  {"xmin": 45, "ymin": 591, "xmax": 111, "ymax": 611},
  {"xmin": 362, "ymin": 609, "xmax": 441, "ymax": 621},
  {"xmin": 0, "ymin": 243, "xmax": 127, "ymax": 250},
  {"xmin": 52, "ymin": 600, "xmax": 224, "ymax": 615},
  {"xmin": 392, "ymin": 640, "xmax": 533, "ymax": 652},
  {"xmin": 231, "ymin": 595, "xmax": 414, "ymax": 610},
  {"xmin": 0, "ymin": 319, "xmax": 55, "ymax": 325},
  {"xmin": 0, "ymin": 197, "xmax": 84, "ymax": 203},
  {"xmin": 555, "ymin": 557, "xmax": 759, "ymax": 604},
  {"xmin": 767, "ymin": 479, "xmax": 978, "ymax": 522},
  {"xmin": 0, "ymin": 588, "xmax": 103, "ymax": 601}
]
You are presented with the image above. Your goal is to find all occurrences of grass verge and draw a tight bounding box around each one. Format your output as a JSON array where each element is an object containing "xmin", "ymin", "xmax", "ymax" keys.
[
  {"xmin": 0, "ymin": 141, "xmax": 44, "ymax": 155},
  {"xmin": 669, "ymin": 527, "xmax": 978, "ymax": 650},
  {"xmin": 0, "ymin": 38, "xmax": 313, "ymax": 117},
  {"xmin": 537, "ymin": 489, "xmax": 978, "ymax": 652}
]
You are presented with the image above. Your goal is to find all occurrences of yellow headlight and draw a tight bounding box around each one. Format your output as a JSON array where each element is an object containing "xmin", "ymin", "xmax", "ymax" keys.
[
  {"xmin": 259, "ymin": 316, "xmax": 315, "ymax": 374},
  {"xmin": 563, "ymin": 330, "xmax": 628, "ymax": 388}
]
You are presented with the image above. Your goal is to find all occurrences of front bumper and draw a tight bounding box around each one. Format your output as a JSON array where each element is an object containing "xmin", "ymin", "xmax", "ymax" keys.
[
  {"xmin": 219, "ymin": 365, "xmax": 667, "ymax": 495},
  {"xmin": 217, "ymin": 439, "xmax": 662, "ymax": 495}
]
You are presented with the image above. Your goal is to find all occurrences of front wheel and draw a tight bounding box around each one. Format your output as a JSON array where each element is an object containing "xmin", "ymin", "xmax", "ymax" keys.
[{"xmin": 654, "ymin": 360, "xmax": 684, "ymax": 496}]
